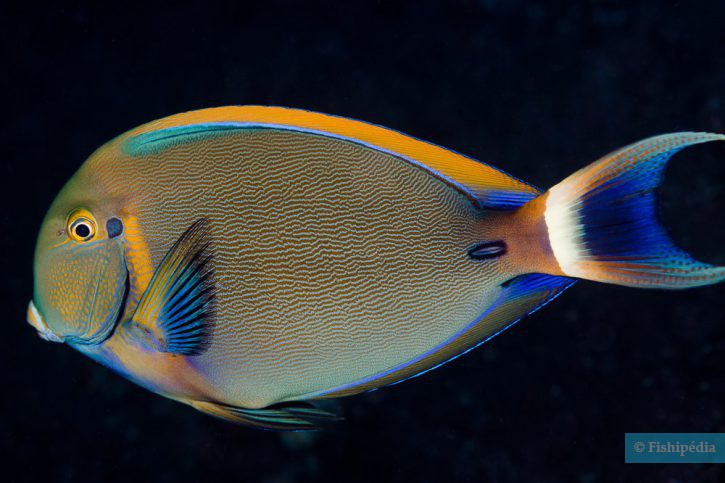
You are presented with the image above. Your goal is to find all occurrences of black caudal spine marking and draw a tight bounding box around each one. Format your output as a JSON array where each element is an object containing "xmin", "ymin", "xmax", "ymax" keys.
[{"xmin": 468, "ymin": 241, "xmax": 507, "ymax": 260}]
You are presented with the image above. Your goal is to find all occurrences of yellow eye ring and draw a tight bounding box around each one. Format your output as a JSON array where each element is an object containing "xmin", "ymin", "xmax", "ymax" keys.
[{"xmin": 66, "ymin": 209, "xmax": 97, "ymax": 242}]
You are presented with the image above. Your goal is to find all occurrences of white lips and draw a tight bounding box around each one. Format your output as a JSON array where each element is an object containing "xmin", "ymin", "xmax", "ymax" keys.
[{"xmin": 26, "ymin": 300, "xmax": 64, "ymax": 343}]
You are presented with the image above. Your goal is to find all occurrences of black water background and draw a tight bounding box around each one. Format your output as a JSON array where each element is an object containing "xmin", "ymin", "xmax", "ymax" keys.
[{"xmin": 1, "ymin": 2, "xmax": 723, "ymax": 482}]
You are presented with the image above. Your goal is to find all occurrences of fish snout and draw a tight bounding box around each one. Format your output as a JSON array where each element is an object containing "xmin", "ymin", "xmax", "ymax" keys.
[{"xmin": 26, "ymin": 300, "xmax": 64, "ymax": 343}]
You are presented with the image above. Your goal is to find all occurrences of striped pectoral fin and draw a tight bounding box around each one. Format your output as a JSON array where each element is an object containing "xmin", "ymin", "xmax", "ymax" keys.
[
  {"xmin": 311, "ymin": 273, "xmax": 576, "ymax": 400},
  {"xmin": 186, "ymin": 400, "xmax": 343, "ymax": 431},
  {"xmin": 131, "ymin": 219, "xmax": 216, "ymax": 356}
]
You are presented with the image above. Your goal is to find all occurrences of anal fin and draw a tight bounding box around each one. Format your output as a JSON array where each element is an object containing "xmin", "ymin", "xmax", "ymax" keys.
[{"xmin": 309, "ymin": 273, "xmax": 576, "ymax": 399}]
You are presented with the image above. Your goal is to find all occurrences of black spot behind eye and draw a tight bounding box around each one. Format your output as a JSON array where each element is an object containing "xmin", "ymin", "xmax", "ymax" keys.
[
  {"xmin": 74, "ymin": 223, "xmax": 91, "ymax": 239},
  {"xmin": 106, "ymin": 217, "xmax": 124, "ymax": 238}
]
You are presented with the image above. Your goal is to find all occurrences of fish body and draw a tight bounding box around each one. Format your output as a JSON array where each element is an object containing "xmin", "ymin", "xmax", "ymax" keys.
[{"xmin": 29, "ymin": 107, "xmax": 725, "ymax": 429}]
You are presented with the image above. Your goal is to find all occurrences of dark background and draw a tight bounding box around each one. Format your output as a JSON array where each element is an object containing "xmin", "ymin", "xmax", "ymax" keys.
[{"xmin": 1, "ymin": 1, "xmax": 723, "ymax": 482}]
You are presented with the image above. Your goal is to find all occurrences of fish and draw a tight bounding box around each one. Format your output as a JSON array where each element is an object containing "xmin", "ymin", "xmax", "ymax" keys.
[{"xmin": 28, "ymin": 106, "xmax": 725, "ymax": 430}]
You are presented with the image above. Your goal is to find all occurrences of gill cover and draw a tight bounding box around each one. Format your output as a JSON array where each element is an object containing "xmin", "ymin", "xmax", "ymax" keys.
[{"xmin": 32, "ymin": 216, "xmax": 128, "ymax": 345}]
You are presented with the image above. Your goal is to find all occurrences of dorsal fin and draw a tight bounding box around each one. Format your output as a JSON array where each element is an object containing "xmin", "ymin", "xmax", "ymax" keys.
[{"xmin": 121, "ymin": 106, "xmax": 540, "ymax": 209}]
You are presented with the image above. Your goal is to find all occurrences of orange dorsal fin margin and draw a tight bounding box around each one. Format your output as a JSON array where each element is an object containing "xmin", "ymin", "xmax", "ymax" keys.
[{"xmin": 123, "ymin": 106, "xmax": 540, "ymax": 208}]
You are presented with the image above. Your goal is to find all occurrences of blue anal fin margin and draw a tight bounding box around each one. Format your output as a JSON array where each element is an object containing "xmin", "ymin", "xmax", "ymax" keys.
[{"xmin": 309, "ymin": 273, "xmax": 576, "ymax": 399}]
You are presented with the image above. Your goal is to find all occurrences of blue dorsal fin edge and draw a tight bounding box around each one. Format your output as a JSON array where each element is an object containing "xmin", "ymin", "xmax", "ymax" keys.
[
  {"xmin": 123, "ymin": 123, "xmax": 252, "ymax": 156},
  {"xmin": 123, "ymin": 120, "xmax": 539, "ymax": 210},
  {"xmin": 477, "ymin": 190, "xmax": 538, "ymax": 209}
]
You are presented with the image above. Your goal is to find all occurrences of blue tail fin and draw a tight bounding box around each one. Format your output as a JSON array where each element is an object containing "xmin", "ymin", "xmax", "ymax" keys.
[{"xmin": 540, "ymin": 132, "xmax": 725, "ymax": 289}]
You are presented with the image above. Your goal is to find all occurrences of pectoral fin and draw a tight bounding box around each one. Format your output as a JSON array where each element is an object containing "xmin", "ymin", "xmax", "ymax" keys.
[
  {"xmin": 131, "ymin": 219, "xmax": 216, "ymax": 355},
  {"xmin": 187, "ymin": 400, "xmax": 342, "ymax": 431}
]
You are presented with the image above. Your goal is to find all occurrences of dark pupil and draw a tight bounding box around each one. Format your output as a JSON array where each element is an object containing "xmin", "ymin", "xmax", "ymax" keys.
[{"xmin": 75, "ymin": 223, "xmax": 91, "ymax": 238}]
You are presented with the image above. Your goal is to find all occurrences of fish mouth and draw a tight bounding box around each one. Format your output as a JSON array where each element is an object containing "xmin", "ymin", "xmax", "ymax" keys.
[
  {"xmin": 27, "ymin": 271, "xmax": 131, "ymax": 345},
  {"xmin": 27, "ymin": 300, "xmax": 64, "ymax": 343}
]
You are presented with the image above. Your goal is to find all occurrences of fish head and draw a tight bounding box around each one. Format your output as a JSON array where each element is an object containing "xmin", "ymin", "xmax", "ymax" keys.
[{"xmin": 30, "ymin": 178, "xmax": 129, "ymax": 346}]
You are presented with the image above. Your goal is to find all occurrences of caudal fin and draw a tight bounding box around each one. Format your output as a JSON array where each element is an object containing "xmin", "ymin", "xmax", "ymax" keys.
[{"xmin": 539, "ymin": 132, "xmax": 725, "ymax": 289}]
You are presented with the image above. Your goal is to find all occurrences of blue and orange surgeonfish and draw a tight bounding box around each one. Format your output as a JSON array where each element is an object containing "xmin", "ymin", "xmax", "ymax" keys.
[{"xmin": 27, "ymin": 106, "xmax": 724, "ymax": 429}]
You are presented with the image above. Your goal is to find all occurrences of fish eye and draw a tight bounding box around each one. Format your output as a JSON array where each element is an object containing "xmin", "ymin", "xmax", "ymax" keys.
[{"xmin": 66, "ymin": 209, "xmax": 97, "ymax": 242}]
